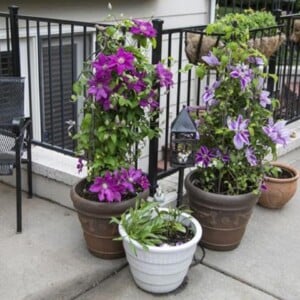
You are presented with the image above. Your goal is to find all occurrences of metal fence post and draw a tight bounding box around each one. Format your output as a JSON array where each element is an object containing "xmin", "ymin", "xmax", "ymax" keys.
[
  {"xmin": 267, "ymin": 9, "xmax": 282, "ymax": 94},
  {"xmin": 148, "ymin": 19, "xmax": 163, "ymax": 196},
  {"xmin": 9, "ymin": 6, "xmax": 21, "ymax": 77}
]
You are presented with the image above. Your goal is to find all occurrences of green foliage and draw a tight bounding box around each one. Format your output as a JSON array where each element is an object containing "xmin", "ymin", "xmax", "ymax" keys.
[
  {"xmin": 183, "ymin": 14, "xmax": 289, "ymax": 195},
  {"xmin": 111, "ymin": 201, "xmax": 192, "ymax": 251},
  {"xmin": 72, "ymin": 20, "xmax": 162, "ymax": 181},
  {"xmin": 207, "ymin": 11, "xmax": 277, "ymax": 42}
]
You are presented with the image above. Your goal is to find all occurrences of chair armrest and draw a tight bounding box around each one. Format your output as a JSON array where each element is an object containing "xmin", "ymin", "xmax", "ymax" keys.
[
  {"xmin": 12, "ymin": 116, "xmax": 26, "ymax": 135},
  {"xmin": 12, "ymin": 117, "xmax": 31, "ymax": 135},
  {"xmin": 16, "ymin": 117, "xmax": 32, "ymax": 137},
  {"xmin": 0, "ymin": 117, "xmax": 31, "ymax": 137}
]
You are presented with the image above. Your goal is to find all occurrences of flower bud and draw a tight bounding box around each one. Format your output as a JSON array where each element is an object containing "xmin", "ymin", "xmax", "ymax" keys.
[{"xmin": 115, "ymin": 115, "xmax": 120, "ymax": 124}]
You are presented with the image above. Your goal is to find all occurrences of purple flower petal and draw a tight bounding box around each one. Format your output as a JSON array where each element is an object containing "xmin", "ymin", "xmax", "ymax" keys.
[
  {"xmin": 130, "ymin": 19, "xmax": 157, "ymax": 38},
  {"xmin": 259, "ymin": 90, "xmax": 271, "ymax": 108},
  {"xmin": 201, "ymin": 51, "xmax": 220, "ymax": 67},
  {"xmin": 230, "ymin": 64, "xmax": 253, "ymax": 90},
  {"xmin": 263, "ymin": 119, "xmax": 290, "ymax": 146},
  {"xmin": 248, "ymin": 56, "xmax": 264, "ymax": 66},
  {"xmin": 195, "ymin": 146, "xmax": 215, "ymax": 167},
  {"xmin": 245, "ymin": 147, "xmax": 258, "ymax": 166},
  {"xmin": 227, "ymin": 115, "xmax": 250, "ymax": 150},
  {"xmin": 156, "ymin": 63, "xmax": 173, "ymax": 88}
]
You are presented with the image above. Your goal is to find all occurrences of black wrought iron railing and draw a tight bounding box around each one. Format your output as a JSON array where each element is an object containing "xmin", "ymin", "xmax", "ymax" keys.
[
  {"xmin": 1, "ymin": 6, "xmax": 299, "ymax": 193},
  {"xmin": 0, "ymin": 6, "xmax": 101, "ymax": 155},
  {"xmin": 215, "ymin": 0, "xmax": 298, "ymax": 17}
]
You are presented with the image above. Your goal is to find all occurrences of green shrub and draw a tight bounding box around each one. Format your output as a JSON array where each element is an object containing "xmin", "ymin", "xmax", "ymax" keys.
[{"xmin": 207, "ymin": 11, "xmax": 277, "ymax": 42}]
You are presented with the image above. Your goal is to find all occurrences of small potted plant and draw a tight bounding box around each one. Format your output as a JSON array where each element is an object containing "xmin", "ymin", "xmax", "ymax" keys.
[
  {"xmin": 112, "ymin": 201, "xmax": 202, "ymax": 294},
  {"xmin": 70, "ymin": 17, "xmax": 173, "ymax": 259},
  {"xmin": 184, "ymin": 23, "xmax": 290, "ymax": 250},
  {"xmin": 258, "ymin": 162, "xmax": 299, "ymax": 208}
]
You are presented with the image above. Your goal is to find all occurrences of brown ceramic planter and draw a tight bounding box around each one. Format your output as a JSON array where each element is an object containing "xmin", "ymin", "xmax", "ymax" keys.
[
  {"xmin": 185, "ymin": 170, "xmax": 258, "ymax": 251},
  {"xmin": 259, "ymin": 162, "xmax": 299, "ymax": 209},
  {"xmin": 70, "ymin": 178, "xmax": 149, "ymax": 259}
]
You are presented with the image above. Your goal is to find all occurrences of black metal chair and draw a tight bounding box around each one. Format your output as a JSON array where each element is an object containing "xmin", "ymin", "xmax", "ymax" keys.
[{"xmin": 0, "ymin": 77, "xmax": 32, "ymax": 233}]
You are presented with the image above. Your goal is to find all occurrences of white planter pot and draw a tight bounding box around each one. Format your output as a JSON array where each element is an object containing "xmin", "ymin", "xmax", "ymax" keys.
[{"xmin": 118, "ymin": 210, "xmax": 202, "ymax": 294}]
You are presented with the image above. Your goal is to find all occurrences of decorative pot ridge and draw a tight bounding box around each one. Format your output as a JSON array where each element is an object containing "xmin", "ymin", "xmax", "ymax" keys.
[
  {"xmin": 118, "ymin": 209, "xmax": 202, "ymax": 293},
  {"xmin": 71, "ymin": 178, "xmax": 149, "ymax": 259},
  {"xmin": 185, "ymin": 170, "xmax": 259, "ymax": 251}
]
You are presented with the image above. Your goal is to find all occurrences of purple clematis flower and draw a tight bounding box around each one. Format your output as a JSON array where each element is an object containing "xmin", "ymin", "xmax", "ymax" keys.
[
  {"xmin": 227, "ymin": 114, "xmax": 250, "ymax": 150},
  {"xmin": 130, "ymin": 19, "xmax": 157, "ymax": 38},
  {"xmin": 87, "ymin": 76, "xmax": 112, "ymax": 110},
  {"xmin": 202, "ymin": 81, "xmax": 221, "ymax": 106},
  {"xmin": 195, "ymin": 146, "xmax": 215, "ymax": 167},
  {"xmin": 111, "ymin": 48, "xmax": 135, "ymax": 75},
  {"xmin": 93, "ymin": 53, "xmax": 114, "ymax": 78},
  {"xmin": 201, "ymin": 51, "xmax": 220, "ymax": 67},
  {"xmin": 215, "ymin": 149, "xmax": 230, "ymax": 163},
  {"xmin": 89, "ymin": 172, "xmax": 122, "ymax": 202},
  {"xmin": 138, "ymin": 174, "xmax": 150, "ymax": 190},
  {"xmin": 259, "ymin": 90, "xmax": 271, "ymax": 108},
  {"xmin": 230, "ymin": 64, "xmax": 253, "ymax": 90},
  {"xmin": 140, "ymin": 90, "xmax": 159, "ymax": 110},
  {"xmin": 262, "ymin": 119, "xmax": 290, "ymax": 146},
  {"xmin": 155, "ymin": 63, "xmax": 174, "ymax": 88},
  {"xmin": 117, "ymin": 167, "xmax": 150, "ymax": 195},
  {"xmin": 248, "ymin": 56, "xmax": 264, "ymax": 66},
  {"xmin": 245, "ymin": 147, "xmax": 258, "ymax": 166},
  {"xmin": 125, "ymin": 167, "xmax": 143, "ymax": 191},
  {"xmin": 126, "ymin": 71, "xmax": 147, "ymax": 93}
]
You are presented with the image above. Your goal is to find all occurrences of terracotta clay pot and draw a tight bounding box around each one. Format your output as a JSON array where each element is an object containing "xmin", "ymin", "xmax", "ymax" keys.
[
  {"xmin": 185, "ymin": 170, "xmax": 258, "ymax": 251},
  {"xmin": 259, "ymin": 162, "xmax": 299, "ymax": 209},
  {"xmin": 70, "ymin": 178, "xmax": 149, "ymax": 259}
]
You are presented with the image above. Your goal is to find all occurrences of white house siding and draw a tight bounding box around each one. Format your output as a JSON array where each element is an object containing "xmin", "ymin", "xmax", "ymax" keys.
[{"xmin": 0, "ymin": 0, "xmax": 209, "ymax": 29}]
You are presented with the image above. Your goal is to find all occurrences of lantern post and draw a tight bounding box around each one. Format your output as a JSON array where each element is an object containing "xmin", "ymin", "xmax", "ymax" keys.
[{"xmin": 170, "ymin": 107, "xmax": 197, "ymax": 206}]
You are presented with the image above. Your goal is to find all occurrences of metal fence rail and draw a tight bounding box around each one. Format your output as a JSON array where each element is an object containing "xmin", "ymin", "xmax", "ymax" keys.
[
  {"xmin": 0, "ymin": 7, "xmax": 100, "ymax": 155},
  {"xmin": 215, "ymin": 0, "xmax": 298, "ymax": 16},
  {"xmin": 275, "ymin": 14, "xmax": 300, "ymax": 123}
]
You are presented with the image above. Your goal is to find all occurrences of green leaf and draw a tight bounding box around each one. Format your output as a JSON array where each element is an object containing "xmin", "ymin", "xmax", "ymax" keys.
[
  {"xmin": 111, "ymin": 134, "xmax": 117, "ymax": 144},
  {"xmin": 73, "ymin": 81, "xmax": 82, "ymax": 95},
  {"xmin": 151, "ymin": 37, "xmax": 157, "ymax": 49},
  {"xmin": 248, "ymin": 127, "xmax": 254, "ymax": 137},
  {"xmin": 106, "ymin": 26, "xmax": 117, "ymax": 37},
  {"xmin": 195, "ymin": 64, "xmax": 207, "ymax": 79}
]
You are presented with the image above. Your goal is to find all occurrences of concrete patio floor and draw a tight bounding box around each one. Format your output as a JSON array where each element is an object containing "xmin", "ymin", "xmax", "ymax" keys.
[{"xmin": 0, "ymin": 148, "xmax": 300, "ymax": 300}]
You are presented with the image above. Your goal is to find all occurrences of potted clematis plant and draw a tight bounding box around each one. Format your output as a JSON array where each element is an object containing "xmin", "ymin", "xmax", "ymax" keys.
[
  {"xmin": 184, "ymin": 28, "xmax": 290, "ymax": 251},
  {"xmin": 70, "ymin": 17, "xmax": 173, "ymax": 259}
]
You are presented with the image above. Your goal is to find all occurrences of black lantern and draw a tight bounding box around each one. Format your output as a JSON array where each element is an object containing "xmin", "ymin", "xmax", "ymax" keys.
[{"xmin": 170, "ymin": 107, "xmax": 198, "ymax": 168}]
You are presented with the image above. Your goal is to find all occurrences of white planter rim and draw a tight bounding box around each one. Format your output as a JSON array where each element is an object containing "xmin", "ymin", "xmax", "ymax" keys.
[{"xmin": 118, "ymin": 208, "xmax": 202, "ymax": 253}]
